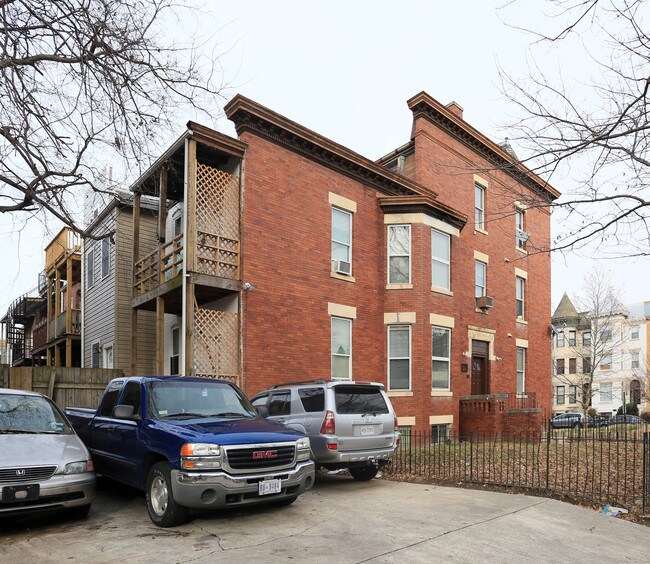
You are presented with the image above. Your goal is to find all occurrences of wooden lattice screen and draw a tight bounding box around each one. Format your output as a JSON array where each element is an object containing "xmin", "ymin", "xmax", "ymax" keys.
[
  {"xmin": 196, "ymin": 164, "xmax": 240, "ymax": 280},
  {"xmin": 193, "ymin": 303, "xmax": 240, "ymax": 384}
]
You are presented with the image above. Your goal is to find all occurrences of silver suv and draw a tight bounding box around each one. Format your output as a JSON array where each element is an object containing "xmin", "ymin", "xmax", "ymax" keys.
[{"xmin": 251, "ymin": 381, "xmax": 400, "ymax": 481}]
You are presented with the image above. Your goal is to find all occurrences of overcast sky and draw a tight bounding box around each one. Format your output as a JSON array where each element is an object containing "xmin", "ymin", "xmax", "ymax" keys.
[{"xmin": 0, "ymin": 0, "xmax": 646, "ymax": 315}]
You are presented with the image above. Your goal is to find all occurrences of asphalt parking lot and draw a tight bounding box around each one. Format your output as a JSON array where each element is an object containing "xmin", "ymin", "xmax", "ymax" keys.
[{"xmin": 1, "ymin": 473, "xmax": 647, "ymax": 563}]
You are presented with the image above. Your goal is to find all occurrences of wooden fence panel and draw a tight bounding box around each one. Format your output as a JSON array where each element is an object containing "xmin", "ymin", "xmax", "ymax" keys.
[{"xmin": 1, "ymin": 366, "xmax": 123, "ymax": 409}]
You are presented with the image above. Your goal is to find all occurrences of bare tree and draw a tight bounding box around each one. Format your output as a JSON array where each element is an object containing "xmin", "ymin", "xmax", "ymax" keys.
[
  {"xmin": 553, "ymin": 269, "xmax": 625, "ymax": 415},
  {"xmin": 0, "ymin": 0, "xmax": 226, "ymax": 236},
  {"xmin": 498, "ymin": 0, "xmax": 650, "ymax": 258}
]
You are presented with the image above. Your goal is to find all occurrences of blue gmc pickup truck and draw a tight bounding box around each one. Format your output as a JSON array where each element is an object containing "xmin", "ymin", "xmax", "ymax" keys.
[{"xmin": 65, "ymin": 376, "xmax": 315, "ymax": 527}]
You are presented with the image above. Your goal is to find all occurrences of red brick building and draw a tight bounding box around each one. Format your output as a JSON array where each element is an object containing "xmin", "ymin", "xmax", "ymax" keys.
[{"xmin": 129, "ymin": 92, "xmax": 559, "ymax": 438}]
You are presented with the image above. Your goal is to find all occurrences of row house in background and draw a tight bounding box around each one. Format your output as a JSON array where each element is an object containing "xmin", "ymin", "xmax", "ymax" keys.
[
  {"xmin": 551, "ymin": 294, "xmax": 650, "ymax": 416},
  {"xmin": 82, "ymin": 192, "xmax": 159, "ymax": 373},
  {"xmin": 0, "ymin": 228, "xmax": 81, "ymax": 367},
  {"xmin": 120, "ymin": 91, "xmax": 559, "ymax": 437}
]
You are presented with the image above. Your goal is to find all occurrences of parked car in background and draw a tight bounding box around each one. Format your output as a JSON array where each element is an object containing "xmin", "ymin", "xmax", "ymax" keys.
[
  {"xmin": 0, "ymin": 388, "xmax": 95, "ymax": 519},
  {"xmin": 251, "ymin": 380, "xmax": 400, "ymax": 481},
  {"xmin": 604, "ymin": 414, "xmax": 642, "ymax": 427},
  {"xmin": 551, "ymin": 412, "xmax": 585, "ymax": 429}
]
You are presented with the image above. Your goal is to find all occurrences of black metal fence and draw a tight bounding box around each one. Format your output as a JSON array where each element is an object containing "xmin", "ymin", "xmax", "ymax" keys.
[{"xmin": 386, "ymin": 423, "xmax": 650, "ymax": 516}]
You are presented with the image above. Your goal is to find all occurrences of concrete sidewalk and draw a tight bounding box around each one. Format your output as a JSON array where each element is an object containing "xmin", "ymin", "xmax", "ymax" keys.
[{"xmin": 1, "ymin": 474, "xmax": 647, "ymax": 563}]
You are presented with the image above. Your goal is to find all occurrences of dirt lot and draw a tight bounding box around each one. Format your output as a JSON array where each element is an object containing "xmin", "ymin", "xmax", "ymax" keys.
[{"xmin": 1, "ymin": 473, "xmax": 648, "ymax": 563}]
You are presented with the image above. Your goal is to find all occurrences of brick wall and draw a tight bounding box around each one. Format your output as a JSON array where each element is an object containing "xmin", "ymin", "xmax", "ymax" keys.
[{"xmin": 236, "ymin": 94, "xmax": 554, "ymax": 433}]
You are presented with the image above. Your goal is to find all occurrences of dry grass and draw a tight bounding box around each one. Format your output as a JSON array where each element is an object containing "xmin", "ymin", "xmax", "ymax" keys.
[{"xmin": 384, "ymin": 429, "xmax": 649, "ymax": 521}]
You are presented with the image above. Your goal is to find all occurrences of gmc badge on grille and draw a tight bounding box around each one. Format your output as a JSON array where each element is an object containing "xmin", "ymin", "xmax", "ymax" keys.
[{"xmin": 252, "ymin": 450, "xmax": 278, "ymax": 460}]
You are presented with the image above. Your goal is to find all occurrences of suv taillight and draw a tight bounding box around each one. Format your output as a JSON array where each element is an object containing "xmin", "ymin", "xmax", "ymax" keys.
[
  {"xmin": 394, "ymin": 414, "xmax": 398, "ymax": 431},
  {"xmin": 320, "ymin": 410, "xmax": 335, "ymax": 434}
]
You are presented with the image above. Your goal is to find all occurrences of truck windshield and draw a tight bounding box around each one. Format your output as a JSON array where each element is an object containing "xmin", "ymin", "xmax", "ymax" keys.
[{"xmin": 146, "ymin": 380, "xmax": 257, "ymax": 420}]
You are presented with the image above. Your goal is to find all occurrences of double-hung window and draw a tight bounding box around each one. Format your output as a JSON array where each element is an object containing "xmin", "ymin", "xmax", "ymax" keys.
[
  {"xmin": 431, "ymin": 229, "xmax": 450, "ymax": 291},
  {"xmin": 631, "ymin": 352, "xmax": 640, "ymax": 369},
  {"xmin": 87, "ymin": 249, "xmax": 95, "ymax": 289},
  {"xmin": 569, "ymin": 386, "xmax": 577, "ymax": 404},
  {"xmin": 601, "ymin": 325, "xmax": 612, "ymax": 342},
  {"xmin": 388, "ymin": 325, "xmax": 410, "ymax": 390},
  {"xmin": 515, "ymin": 276, "xmax": 525, "ymax": 319},
  {"xmin": 600, "ymin": 355, "xmax": 612, "ymax": 370},
  {"xmin": 583, "ymin": 332, "xmax": 591, "ymax": 346},
  {"xmin": 630, "ymin": 325, "xmax": 640, "ymax": 340},
  {"xmin": 516, "ymin": 347, "xmax": 525, "ymax": 394},
  {"xmin": 515, "ymin": 209, "xmax": 526, "ymax": 249},
  {"xmin": 431, "ymin": 326, "xmax": 451, "ymax": 390},
  {"xmin": 557, "ymin": 332, "xmax": 565, "ymax": 347},
  {"xmin": 475, "ymin": 260, "xmax": 487, "ymax": 298},
  {"xmin": 91, "ymin": 342, "xmax": 100, "ymax": 368},
  {"xmin": 388, "ymin": 225, "xmax": 410, "ymax": 284},
  {"xmin": 331, "ymin": 317, "xmax": 352, "ymax": 380},
  {"xmin": 569, "ymin": 358, "xmax": 577, "ymax": 374},
  {"xmin": 600, "ymin": 382, "xmax": 612, "ymax": 402},
  {"xmin": 475, "ymin": 184, "xmax": 485, "ymax": 230},
  {"xmin": 332, "ymin": 208, "xmax": 352, "ymax": 273},
  {"xmin": 568, "ymin": 331, "xmax": 576, "ymax": 346},
  {"xmin": 556, "ymin": 358, "xmax": 565, "ymax": 375},
  {"xmin": 101, "ymin": 238, "xmax": 110, "ymax": 279},
  {"xmin": 556, "ymin": 386, "xmax": 565, "ymax": 405}
]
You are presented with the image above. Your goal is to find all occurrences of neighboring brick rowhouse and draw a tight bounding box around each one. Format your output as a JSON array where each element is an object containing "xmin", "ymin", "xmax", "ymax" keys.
[{"xmin": 224, "ymin": 92, "xmax": 559, "ymax": 434}]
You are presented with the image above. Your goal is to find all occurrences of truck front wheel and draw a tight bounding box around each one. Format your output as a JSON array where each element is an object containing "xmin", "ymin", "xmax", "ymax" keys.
[{"xmin": 146, "ymin": 462, "xmax": 189, "ymax": 527}]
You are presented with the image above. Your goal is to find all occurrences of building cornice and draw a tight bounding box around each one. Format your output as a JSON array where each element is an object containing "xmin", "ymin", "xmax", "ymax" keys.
[
  {"xmin": 407, "ymin": 92, "xmax": 561, "ymax": 202},
  {"xmin": 224, "ymin": 95, "xmax": 434, "ymax": 198},
  {"xmin": 377, "ymin": 195, "xmax": 467, "ymax": 231}
]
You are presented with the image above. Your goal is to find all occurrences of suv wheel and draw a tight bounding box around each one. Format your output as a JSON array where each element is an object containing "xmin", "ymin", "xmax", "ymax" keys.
[{"xmin": 349, "ymin": 465, "xmax": 378, "ymax": 481}]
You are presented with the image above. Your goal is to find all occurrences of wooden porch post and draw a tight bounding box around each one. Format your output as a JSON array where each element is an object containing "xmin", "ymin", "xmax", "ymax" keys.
[
  {"xmin": 156, "ymin": 296, "xmax": 165, "ymax": 374},
  {"xmin": 131, "ymin": 192, "xmax": 141, "ymax": 374},
  {"xmin": 54, "ymin": 270, "xmax": 60, "ymax": 367},
  {"xmin": 46, "ymin": 273, "xmax": 52, "ymax": 366},
  {"xmin": 66, "ymin": 257, "xmax": 72, "ymax": 333},
  {"xmin": 158, "ymin": 165, "xmax": 168, "ymax": 242},
  {"xmin": 184, "ymin": 140, "xmax": 197, "ymax": 377}
]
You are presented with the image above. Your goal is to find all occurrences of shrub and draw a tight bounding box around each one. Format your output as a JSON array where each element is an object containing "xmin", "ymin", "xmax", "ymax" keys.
[{"xmin": 616, "ymin": 402, "xmax": 639, "ymax": 416}]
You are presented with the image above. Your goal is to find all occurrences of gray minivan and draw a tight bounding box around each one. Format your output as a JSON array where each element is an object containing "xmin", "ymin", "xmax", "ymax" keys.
[{"xmin": 251, "ymin": 380, "xmax": 400, "ymax": 481}]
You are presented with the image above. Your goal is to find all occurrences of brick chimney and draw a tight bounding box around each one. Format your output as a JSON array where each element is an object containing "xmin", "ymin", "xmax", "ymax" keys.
[{"xmin": 445, "ymin": 101, "xmax": 463, "ymax": 119}]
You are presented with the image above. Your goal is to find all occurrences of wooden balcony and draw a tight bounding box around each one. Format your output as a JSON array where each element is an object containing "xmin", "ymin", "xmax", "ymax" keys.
[
  {"xmin": 131, "ymin": 145, "xmax": 243, "ymax": 312},
  {"xmin": 45, "ymin": 227, "xmax": 80, "ymax": 272},
  {"xmin": 48, "ymin": 309, "xmax": 81, "ymax": 340}
]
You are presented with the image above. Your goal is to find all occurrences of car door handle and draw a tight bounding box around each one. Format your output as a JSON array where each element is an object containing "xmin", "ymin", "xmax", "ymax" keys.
[{"xmin": 276, "ymin": 418, "xmax": 286, "ymax": 424}]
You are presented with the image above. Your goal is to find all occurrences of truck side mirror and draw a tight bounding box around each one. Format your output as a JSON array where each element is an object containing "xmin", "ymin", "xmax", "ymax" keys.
[
  {"xmin": 113, "ymin": 404, "xmax": 140, "ymax": 421},
  {"xmin": 256, "ymin": 405, "xmax": 269, "ymax": 418}
]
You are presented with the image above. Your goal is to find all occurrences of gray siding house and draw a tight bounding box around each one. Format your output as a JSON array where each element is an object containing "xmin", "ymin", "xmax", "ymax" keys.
[{"xmin": 83, "ymin": 192, "xmax": 158, "ymax": 374}]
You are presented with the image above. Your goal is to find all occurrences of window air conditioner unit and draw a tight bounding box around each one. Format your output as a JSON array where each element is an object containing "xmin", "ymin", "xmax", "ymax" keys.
[
  {"xmin": 518, "ymin": 231, "xmax": 531, "ymax": 243},
  {"xmin": 333, "ymin": 260, "xmax": 352, "ymax": 276},
  {"xmin": 476, "ymin": 296, "xmax": 494, "ymax": 309}
]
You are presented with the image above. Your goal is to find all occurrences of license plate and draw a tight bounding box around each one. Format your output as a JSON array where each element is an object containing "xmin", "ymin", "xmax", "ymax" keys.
[
  {"xmin": 361, "ymin": 425, "xmax": 375, "ymax": 436},
  {"xmin": 1, "ymin": 484, "xmax": 40, "ymax": 504},
  {"xmin": 258, "ymin": 479, "xmax": 281, "ymax": 496}
]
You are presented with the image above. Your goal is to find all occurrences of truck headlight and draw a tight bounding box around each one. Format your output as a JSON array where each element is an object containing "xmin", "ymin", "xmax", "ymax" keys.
[
  {"xmin": 63, "ymin": 460, "xmax": 93, "ymax": 474},
  {"xmin": 296, "ymin": 437, "xmax": 311, "ymax": 461},
  {"xmin": 181, "ymin": 443, "xmax": 222, "ymax": 469}
]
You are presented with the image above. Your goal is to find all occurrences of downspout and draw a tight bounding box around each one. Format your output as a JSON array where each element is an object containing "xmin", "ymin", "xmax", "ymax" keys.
[{"xmin": 80, "ymin": 238, "xmax": 85, "ymax": 368}]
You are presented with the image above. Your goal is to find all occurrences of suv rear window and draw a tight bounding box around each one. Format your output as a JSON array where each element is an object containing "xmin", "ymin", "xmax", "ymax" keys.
[
  {"xmin": 298, "ymin": 388, "xmax": 325, "ymax": 412},
  {"xmin": 334, "ymin": 386, "xmax": 388, "ymax": 414}
]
